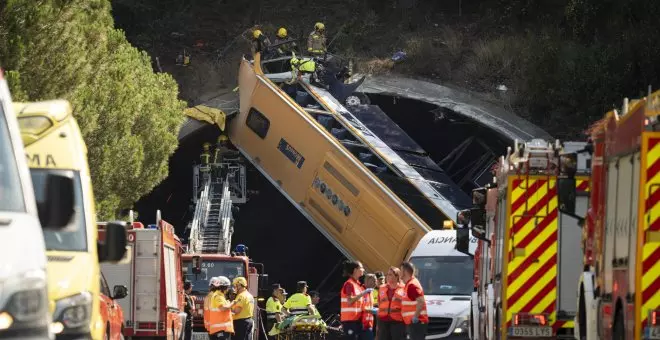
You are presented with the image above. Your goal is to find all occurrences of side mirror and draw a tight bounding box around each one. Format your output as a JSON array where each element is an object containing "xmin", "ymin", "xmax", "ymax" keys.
[
  {"xmin": 192, "ymin": 255, "xmax": 202, "ymax": 274},
  {"xmin": 112, "ymin": 285, "xmax": 128, "ymax": 300},
  {"xmin": 469, "ymin": 208, "xmax": 490, "ymax": 244},
  {"xmin": 456, "ymin": 209, "xmax": 471, "ymax": 227},
  {"xmin": 39, "ymin": 173, "xmax": 75, "ymax": 229},
  {"xmin": 557, "ymin": 178, "xmax": 577, "ymax": 215},
  {"xmin": 98, "ymin": 222, "xmax": 127, "ymax": 263},
  {"xmin": 455, "ymin": 227, "xmax": 473, "ymax": 258}
]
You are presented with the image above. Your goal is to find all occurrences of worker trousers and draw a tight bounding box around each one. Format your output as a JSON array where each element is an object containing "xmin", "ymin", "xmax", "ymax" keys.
[
  {"xmin": 377, "ymin": 320, "xmax": 405, "ymax": 340},
  {"xmin": 342, "ymin": 321, "xmax": 371, "ymax": 340},
  {"xmin": 209, "ymin": 331, "xmax": 231, "ymax": 340},
  {"xmin": 233, "ymin": 318, "xmax": 254, "ymax": 340},
  {"xmin": 405, "ymin": 323, "xmax": 427, "ymax": 340}
]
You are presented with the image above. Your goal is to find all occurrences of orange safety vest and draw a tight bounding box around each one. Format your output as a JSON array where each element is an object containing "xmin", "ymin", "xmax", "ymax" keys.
[
  {"xmin": 340, "ymin": 278, "xmax": 364, "ymax": 322},
  {"xmin": 362, "ymin": 290, "xmax": 374, "ymax": 329},
  {"xmin": 401, "ymin": 278, "xmax": 428, "ymax": 324},
  {"xmin": 209, "ymin": 291, "xmax": 235, "ymax": 334},
  {"xmin": 377, "ymin": 284, "xmax": 404, "ymax": 322},
  {"xmin": 203, "ymin": 292, "xmax": 212, "ymax": 331}
]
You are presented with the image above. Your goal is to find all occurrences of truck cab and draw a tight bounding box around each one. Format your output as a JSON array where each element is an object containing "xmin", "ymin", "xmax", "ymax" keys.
[
  {"xmin": 15, "ymin": 99, "xmax": 126, "ymax": 340},
  {"xmin": 407, "ymin": 230, "xmax": 477, "ymax": 339},
  {"xmin": 0, "ymin": 71, "xmax": 74, "ymax": 339}
]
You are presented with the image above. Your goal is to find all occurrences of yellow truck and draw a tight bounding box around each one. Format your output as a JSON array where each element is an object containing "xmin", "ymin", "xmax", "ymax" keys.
[{"xmin": 15, "ymin": 99, "xmax": 126, "ymax": 340}]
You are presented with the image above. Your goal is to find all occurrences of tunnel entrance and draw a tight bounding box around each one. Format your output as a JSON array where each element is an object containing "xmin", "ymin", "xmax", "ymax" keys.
[{"xmin": 134, "ymin": 93, "xmax": 512, "ymax": 314}]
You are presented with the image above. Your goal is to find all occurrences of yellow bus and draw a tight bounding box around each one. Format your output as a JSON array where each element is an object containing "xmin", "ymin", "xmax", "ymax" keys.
[{"xmin": 15, "ymin": 100, "xmax": 126, "ymax": 340}]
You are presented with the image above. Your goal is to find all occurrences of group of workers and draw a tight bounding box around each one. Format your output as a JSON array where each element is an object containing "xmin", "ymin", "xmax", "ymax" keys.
[
  {"xmin": 197, "ymin": 275, "xmax": 255, "ymax": 340},
  {"xmin": 340, "ymin": 261, "xmax": 428, "ymax": 340},
  {"xmin": 251, "ymin": 22, "xmax": 327, "ymax": 58},
  {"xmin": 264, "ymin": 281, "xmax": 322, "ymax": 333}
]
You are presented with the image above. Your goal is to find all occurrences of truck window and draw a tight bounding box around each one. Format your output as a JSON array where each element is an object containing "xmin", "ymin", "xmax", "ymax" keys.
[
  {"xmin": 0, "ymin": 103, "xmax": 25, "ymax": 212},
  {"xmin": 410, "ymin": 256, "xmax": 473, "ymax": 296},
  {"xmin": 30, "ymin": 169, "xmax": 87, "ymax": 251},
  {"xmin": 182, "ymin": 260, "xmax": 246, "ymax": 294}
]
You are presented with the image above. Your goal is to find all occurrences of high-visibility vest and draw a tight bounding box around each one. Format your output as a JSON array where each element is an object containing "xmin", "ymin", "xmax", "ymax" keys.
[
  {"xmin": 209, "ymin": 291, "xmax": 234, "ymax": 334},
  {"xmin": 204, "ymin": 292, "xmax": 213, "ymax": 330},
  {"xmin": 284, "ymin": 293, "xmax": 311, "ymax": 315},
  {"xmin": 371, "ymin": 290, "xmax": 379, "ymax": 306},
  {"xmin": 340, "ymin": 278, "xmax": 364, "ymax": 322},
  {"xmin": 401, "ymin": 278, "xmax": 428, "ymax": 324},
  {"xmin": 361, "ymin": 290, "xmax": 374, "ymax": 329},
  {"xmin": 265, "ymin": 297, "xmax": 282, "ymax": 320},
  {"xmin": 377, "ymin": 284, "xmax": 404, "ymax": 322}
]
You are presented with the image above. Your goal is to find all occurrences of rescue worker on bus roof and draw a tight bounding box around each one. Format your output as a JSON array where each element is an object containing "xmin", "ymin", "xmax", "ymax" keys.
[
  {"xmin": 400, "ymin": 262, "xmax": 428, "ymax": 340},
  {"xmin": 377, "ymin": 267, "xmax": 406, "ymax": 340},
  {"xmin": 201, "ymin": 142, "xmax": 211, "ymax": 174},
  {"xmin": 273, "ymin": 27, "xmax": 297, "ymax": 56},
  {"xmin": 251, "ymin": 29, "xmax": 272, "ymax": 58},
  {"xmin": 283, "ymin": 281, "xmax": 315, "ymax": 316},
  {"xmin": 287, "ymin": 53, "xmax": 317, "ymax": 86},
  {"xmin": 231, "ymin": 276, "xmax": 255, "ymax": 340},
  {"xmin": 307, "ymin": 22, "xmax": 327, "ymax": 56},
  {"xmin": 265, "ymin": 283, "xmax": 285, "ymax": 333},
  {"xmin": 208, "ymin": 276, "xmax": 236, "ymax": 340},
  {"xmin": 340, "ymin": 260, "xmax": 373, "ymax": 340}
]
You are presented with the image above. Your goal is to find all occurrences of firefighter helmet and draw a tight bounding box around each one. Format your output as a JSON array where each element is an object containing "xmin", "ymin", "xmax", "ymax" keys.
[
  {"xmin": 203, "ymin": 142, "xmax": 211, "ymax": 150},
  {"xmin": 218, "ymin": 135, "xmax": 229, "ymax": 143},
  {"xmin": 314, "ymin": 22, "xmax": 325, "ymax": 31},
  {"xmin": 217, "ymin": 276, "xmax": 231, "ymax": 287},
  {"xmin": 277, "ymin": 27, "xmax": 287, "ymax": 38},
  {"xmin": 233, "ymin": 276, "xmax": 248, "ymax": 287},
  {"xmin": 209, "ymin": 277, "xmax": 221, "ymax": 287},
  {"xmin": 253, "ymin": 29, "xmax": 263, "ymax": 39}
]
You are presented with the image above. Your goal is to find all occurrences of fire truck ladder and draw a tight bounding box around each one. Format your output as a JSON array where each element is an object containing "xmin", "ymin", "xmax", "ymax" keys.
[{"xmin": 188, "ymin": 155, "xmax": 247, "ymax": 254}]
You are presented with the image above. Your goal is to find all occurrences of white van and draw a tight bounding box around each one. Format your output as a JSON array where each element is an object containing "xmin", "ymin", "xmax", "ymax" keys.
[
  {"xmin": 407, "ymin": 230, "xmax": 477, "ymax": 340},
  {"xmin": 0, "ymin": 70, "xmax": 74, "ymax": 339}
]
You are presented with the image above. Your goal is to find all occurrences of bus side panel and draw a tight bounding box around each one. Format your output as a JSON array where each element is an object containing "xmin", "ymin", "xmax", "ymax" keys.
[
  {"xmin": 637, "ymin": 132, "xmax": 660, "ymax": 338},
  {"xmin": 503, "ymin": 175, "xmax": 560, "ymax": 336}
]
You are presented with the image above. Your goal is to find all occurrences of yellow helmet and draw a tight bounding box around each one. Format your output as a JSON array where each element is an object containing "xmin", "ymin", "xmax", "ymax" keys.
[
  {"xmin": 218, "ymin": 135, "xmax": 229, "ymax": 142},
  {"xmin": 277, "ymin": 27, "xmax": 287, "ymax": 38},
  {"xmin": 314, "ymin": 22, "xmax": 325, "ymax": 31},
  {"xmin": 252, "ymin": 29, "xmax": 263, "ymax": 39},
  {"xmin": 203, "ymin": 142, "xmax": 211, "ymax": 149},
  {"xmin": 233, "ymin": 276, "xmax": 248, "ymax": 287}
]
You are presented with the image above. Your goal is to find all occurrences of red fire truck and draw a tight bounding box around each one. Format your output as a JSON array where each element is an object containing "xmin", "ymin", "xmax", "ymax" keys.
[
  {"xmin": 456, "ymin": 139, "xmax": 591, "ymax": 340},
  {"xmin": 99, "ymin": 211, "xmax": 187, "ymax": 339},
  {"xmin": 561, "ymin": 90, "xmax": 660, "ymax": 340},
  {"xmin": 180, "ymin": 251, "xmax": 266, "ymax": 339}
]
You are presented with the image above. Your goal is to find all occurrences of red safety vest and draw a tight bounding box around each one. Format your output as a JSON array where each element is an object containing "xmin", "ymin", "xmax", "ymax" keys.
[
  {"xmin": 340, "ymin": 278, "xmax": 364, "ymax": 322},
  {"xmin": 362, "ymin": 289, "xmax": 374, "ymax": 329},
  {"xmin": 402, "ymin": 278, "xmax": 428, "ymax": 324},
  {"xmin": 377, "ymin": 283, "xmax": 404, "ymax": 322}
]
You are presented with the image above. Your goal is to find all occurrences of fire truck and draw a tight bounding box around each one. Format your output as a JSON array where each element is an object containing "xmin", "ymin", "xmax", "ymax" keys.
[
  {"xmin": 99, "ymin": 210, "xmax": 187, "ymax": 339},
  {"xmin": 456, "ymin": 138, "xmax": 591, "ymax": 340},
  {"xmin": 561, "ymin": 89, "xmax": 660, "ymax": 340}
]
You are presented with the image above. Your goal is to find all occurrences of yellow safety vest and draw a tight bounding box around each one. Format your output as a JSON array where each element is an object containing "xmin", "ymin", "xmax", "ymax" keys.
[
  {"xmin": 233, "ymin": 290, "xmax": 254, "ymax": 320},
  {"xmin": 284, "ymin": 293, "xmax": 312, "ymax": 315}
]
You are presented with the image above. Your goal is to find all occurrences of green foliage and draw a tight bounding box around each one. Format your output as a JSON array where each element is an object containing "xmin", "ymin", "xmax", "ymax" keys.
[{"xmin": 0, "ymin": 0, "xmax": 186, "ymax": 219}]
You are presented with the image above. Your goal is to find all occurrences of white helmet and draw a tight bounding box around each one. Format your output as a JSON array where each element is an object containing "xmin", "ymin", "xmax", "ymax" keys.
[
  {"xmin": 217, "ymin": 276, "xmax": 231, "ymax": 287},
  {"xmin": 209, "ymin": 277, "xmax": 221, "ymax": 287}
]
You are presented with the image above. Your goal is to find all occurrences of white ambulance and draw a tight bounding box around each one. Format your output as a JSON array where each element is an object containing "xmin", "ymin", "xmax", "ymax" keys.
[{"xmin": 407, "ymin": 229, "xmax": 477, "ymax": 340}]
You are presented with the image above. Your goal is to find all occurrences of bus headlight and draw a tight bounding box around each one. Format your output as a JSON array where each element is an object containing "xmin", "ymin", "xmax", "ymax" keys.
[{"xmin": 453, "ymin": 316, "xmax": 469, "ymax": 334}]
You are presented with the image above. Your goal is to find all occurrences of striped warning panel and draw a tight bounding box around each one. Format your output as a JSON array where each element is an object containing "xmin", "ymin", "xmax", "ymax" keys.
[
  {"xmin": 504, "ymin": 176, "xmax": 560, "ymax": 331},
  {"xmin": 640, "ymin": 134, "xmax": 660, "ymax": 334},
  {"xmin": 576, "ymin": 178, "xmax": 590, "ymax": 192},
  {"xmin": 553, "ymin": 320, "xmax": 575, "ymax": 332}
]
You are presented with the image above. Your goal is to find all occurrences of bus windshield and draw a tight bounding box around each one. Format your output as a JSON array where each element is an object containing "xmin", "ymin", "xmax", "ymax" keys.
[
  {"xmin": 183, "ymin": 259, "xmax": 247, "ymax": 294},
  {"xmin": 410, "ymin": 256, "xmax": 473, "ymax": 296},
  {"xmin": 31, "ymin": 169, "xmax": 88, "ymax": 251},
  {"xmin": 0, "ymin": 103, "xmax": 25, "ymax": 212}
]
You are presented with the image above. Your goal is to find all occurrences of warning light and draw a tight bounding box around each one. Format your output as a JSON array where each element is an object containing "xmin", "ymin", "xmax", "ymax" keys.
[{"xmin": 443, "ymin": 220, "xmax": 454, "ymax": 229}]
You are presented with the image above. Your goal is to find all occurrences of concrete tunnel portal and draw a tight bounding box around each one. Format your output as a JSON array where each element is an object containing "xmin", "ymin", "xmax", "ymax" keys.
[{"xmin": 133, "ymin": 76, "xmax": 552, "ymax": 314}]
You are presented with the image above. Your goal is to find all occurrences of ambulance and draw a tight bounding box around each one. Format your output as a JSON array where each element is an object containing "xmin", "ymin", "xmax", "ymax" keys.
[{"xmin": 407, "ymin": 229, "xmax": 477, "ymax": 340}]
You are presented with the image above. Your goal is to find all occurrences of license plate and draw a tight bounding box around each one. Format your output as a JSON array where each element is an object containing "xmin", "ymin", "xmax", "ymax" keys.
[
  {"xmin": 509, "ymin": 326, "xmax": 552, "ymax": 337},
  {"xmin": 192, "ymin": 332, "xmax": 210, "ymax": 340},
  {"xmin": 647, "ymin": 326, "xmax": 660, "ymax": 339}
]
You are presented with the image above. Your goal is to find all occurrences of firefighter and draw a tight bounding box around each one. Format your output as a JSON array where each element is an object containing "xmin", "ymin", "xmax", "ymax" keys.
[
  {"xmin": 201, "ymin": 143, "xmax": 211, "ymax": 175},
  {"xmin": 400, "ymin": 262, "xmax": 428, "ymax": 340},
  {"xmin": 251, "ymin": 29, "xmax": 272, "ymax": 57},
  {"xmin": 307, "ymin": 22, "xmax": 327, "ymax": 56},
  {"xmin": 273, "ymin": 27, "xmax": 297, "ymax": 56},
  {"xmin": 266, "ymin": 284, "xmax": 285, "ymax": 332},
  {"xmin": 340, "ymin": 261, "xmax": 373, "ymax": 340},
  {"xmin": 283, "ymin": 281, "xmax": 315, "ymax": 316},
  {"xmin": 288, "ymin": 54, "xmax": 318, "ymax": 86},
  {"xmin": 209, "ymin": 276, "xmax": 236, "ymax": 340},
  {"xmin": 184, "ymin": 282, "xmax": 195, "ymax": 340},
  {"xmin": 205, "ymin": 277, "xmax": 220, "ymax": 332},
  {"xmin": 231, "ymin": 276, "xmax": 254, "ymax": 340}
]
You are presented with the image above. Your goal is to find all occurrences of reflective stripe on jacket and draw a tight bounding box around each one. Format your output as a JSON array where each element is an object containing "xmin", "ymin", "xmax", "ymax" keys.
[
  {"xmin": 209, "ymin": 291, "xmax": 234, "ymax": 334},
  {"xmin": 340, "ymin": 278, "xmax": 364, "ymax": 322},
  {"xmin": 377, "ymin": 284, "xmax": 405, "ymax": 322},
  {"xmin": 401, "ymin": 278, "xmax": 428, "ymax": 324}
]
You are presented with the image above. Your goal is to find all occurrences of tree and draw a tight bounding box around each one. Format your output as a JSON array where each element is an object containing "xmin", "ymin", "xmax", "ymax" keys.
[{"xmin": 0, "ymin": 0, "xmax": 186, "ymax": 219}]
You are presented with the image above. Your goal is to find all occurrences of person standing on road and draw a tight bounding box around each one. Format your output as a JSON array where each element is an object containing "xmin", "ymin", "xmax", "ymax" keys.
[
  {"xmin": 374, "ymin": 272, "xmax": 385, "ymax": 288},
  {"xmin": 232, "ymin": 277, "xmax": 255, "ymax": 340},
  {"xmin": 205, "ymin": 278, "xmax": 219, "ymax": 332},
  {"xmin": 184, "ymin": 282, "xmax": 195, "ymax": 340},
  {"xmin": 377, "ymin": 267, "xmax": 406, "ymax": 340},
  {"xmin": 400, "ymin": 262, "xmax": 428, "ymax": 340},
  {"xmin": 362, "ymin": 274, "xmax": 377, "ymax": 340},
  {"xmin": 265, "ymin": 284, "xmax": 285, "ymax": 332},
  {"xmin": 209, "ymin": 276, "xmax": 236, "ymax": 340},
  {"xmin": 340, "ymin": 261, "xmax": 373, "ymax": 340}
]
